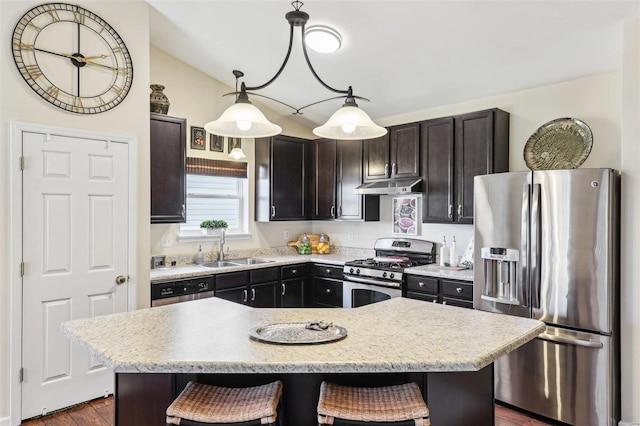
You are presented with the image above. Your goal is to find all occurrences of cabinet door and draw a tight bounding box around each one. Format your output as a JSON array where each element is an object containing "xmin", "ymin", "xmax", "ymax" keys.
[
  {"xmin": 312, "ymin": 277, "xmax": 343, "ymax": 308},
  {"xmin": 250, "ymin": 282, "xmax": 278, "ymax": 308},
  {"xmin": 311, "ymin": 139, "xmax": 337, "ymax": 219},
  {"xmin": 272, "ymin": 136, "xmax": 308, "ymax": 220},
  {"xmin": 455, "ymin": 110, "xmax": 494, "ymax": 224},
  {"xmin": 150, "ymin": 113, "xmax": 186, "ymax": 223},
  {"xmin": 421, "ymin": 117, "xmax": 455, "ymax": 223},
  {"xmin": 281, "ymin": 278, "xmax": 305, "ymax": 308},
  {"xmin": 363, "ymin": 134, "xmax": 390, "ymax": 181},
  {"xmin": 389, "ymin": 123, "xmax": 420, "ymax": 178},
  {"xmin": 215, "ymin": 286, "xmax": 246, "ymax": 305},
  {"xmin": 337, "ymin": 140, "xmax": 363, "ymax": 220}
]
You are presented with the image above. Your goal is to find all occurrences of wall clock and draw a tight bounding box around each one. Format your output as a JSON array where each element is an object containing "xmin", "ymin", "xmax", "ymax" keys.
[{"xmin": 11, "ymin": 3, "xmax": 133, "ymax": 114}]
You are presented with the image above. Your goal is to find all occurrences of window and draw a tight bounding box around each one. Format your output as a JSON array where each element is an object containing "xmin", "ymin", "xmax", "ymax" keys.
[{"xmin": 180, "ymin": 174, "xmax": 249, "ymax": 237}]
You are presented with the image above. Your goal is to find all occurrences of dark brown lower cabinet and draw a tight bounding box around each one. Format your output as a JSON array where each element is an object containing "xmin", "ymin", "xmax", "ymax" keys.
[
  {"xmin": 280, "ymin": 278, "xmax": 305, "ymax": 308},
  {"xmin": 215, "ymin": 269, "xmax": 279, "ymax": 308},
  {"xmin": 311, "ymin": 264, "xmax": 343, "ymax": 308},
  {"xmin": 405, "ymin": 275, "xmax": 473, "ymax": 309}
]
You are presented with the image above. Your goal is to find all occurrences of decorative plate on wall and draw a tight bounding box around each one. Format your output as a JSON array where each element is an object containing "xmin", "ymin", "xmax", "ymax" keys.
[{"xmin": 523, "ymin": 118, "xmax": 593, "ymax": 170}]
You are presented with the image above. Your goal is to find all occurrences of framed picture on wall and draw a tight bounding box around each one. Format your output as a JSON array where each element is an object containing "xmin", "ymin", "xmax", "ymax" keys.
[
  {"xmin": 210, "ymin": 134, "xmax": 223, "ymax": 152},
  {"xmin": 392, "ymin": 195, "xmax": 419, "ymax": 236},
  {"xmin": 190, "ymin": 126, "xmax": 205, "ymax": 150},
  {"xmin": 228, "ymin": 137, "xmax": 241, "ymax": 152}
]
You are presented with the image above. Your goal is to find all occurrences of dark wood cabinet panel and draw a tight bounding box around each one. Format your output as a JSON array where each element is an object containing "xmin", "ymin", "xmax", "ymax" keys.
[
  {"xmin": 421, "ymin": 108, "xmax": 509, "ymax": 224},
  {"xmin": 389, "ymin": 123, "xmax": 420, "ymax": 179},
  {"xmin": 312, "ymin": 264, "xmax": 343, "ymax": 280},
  {"xmin": 215, "ymin": 286, "xmax": 246, "ymax": 305},
  {"xmin": 363, "ymin": 134, "xmax": 390, "ymax": 181},
  {"xmin": 250, "ymin": 282, "xmax": 278, "ymax": 308},
  {"xmin": 404, "ymin": 275, "xmax": 473, "ymax": 310},
  {"xmin": 311, "ymin": 139, "xmax": 337, "ymax": 219},
  {"xmin": 337, "ymin": 140, "xmax": 379, "ymax": 221},
  {"xmin": 281, "ymin": 278, "xmax": 305, "ymax": 308},
  {"xmin": 312, "ymin": 277, "xmax": 343, "ymax": 308},
  {"xmin": 281, "ymin": 264, "xmax": 309, "ymax": 280},
  {"xmin": 150, "ymin": 113, "xmax": 186, "ymax": 223},
  {"xmin": 216, "ymin": 271, "xmax": 250, "ymax": 291},
  {"xmin": 421, "ymin": 117, "xmax": 455, "ymax": 223},
  {"xmin": 255, "ymin": 135, "xmax": 309, "ymax": 222},
  {"xmin": 250, "ymin": 267, "xmax": 280, "ymax": 285}
]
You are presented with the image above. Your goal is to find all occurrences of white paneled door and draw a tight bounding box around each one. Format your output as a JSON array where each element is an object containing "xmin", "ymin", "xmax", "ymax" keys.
[{"xmin": 21, "ymin": 131, "xmax": 130, "ymax": 419}]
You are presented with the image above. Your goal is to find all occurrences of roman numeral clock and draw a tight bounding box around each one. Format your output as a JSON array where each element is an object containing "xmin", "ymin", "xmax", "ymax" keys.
[{"xmin": 11, "ymin": 3, "xmax": 133, "ymax": 114}]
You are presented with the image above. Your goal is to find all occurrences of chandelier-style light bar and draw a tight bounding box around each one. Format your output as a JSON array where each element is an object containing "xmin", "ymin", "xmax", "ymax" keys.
[{"xmin": 204, "ymin": 1, "xmax": 387, "ymax": 141}]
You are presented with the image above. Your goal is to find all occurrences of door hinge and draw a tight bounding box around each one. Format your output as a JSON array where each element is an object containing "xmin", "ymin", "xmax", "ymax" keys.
[
  {"xmin": 20, "ymin": 262, "xmax": 25, "ymax": 277},
  {"xmin": 19, "ymin": 368, "xmax": 24, "ymax": 382},
  {"xmin": 20, "ymin": 156, "xmax": 25, "ymax": 170}
]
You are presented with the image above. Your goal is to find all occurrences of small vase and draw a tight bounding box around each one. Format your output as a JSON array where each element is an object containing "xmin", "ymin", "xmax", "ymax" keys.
[{"xmin": 150, "ymin": 84, "xmax": 170, "ymax": 114}]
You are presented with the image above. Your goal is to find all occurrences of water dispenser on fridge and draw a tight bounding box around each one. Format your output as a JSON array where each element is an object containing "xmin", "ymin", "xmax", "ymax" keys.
[{"xmin": 480, "ymin": 247, "xmax": 519, "ymax": 306}]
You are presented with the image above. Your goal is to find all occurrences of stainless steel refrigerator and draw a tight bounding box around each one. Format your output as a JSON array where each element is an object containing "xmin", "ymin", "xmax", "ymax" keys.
[{"xmin": 473, "ymin": 168, "xmax": 620, "ymax": 426}]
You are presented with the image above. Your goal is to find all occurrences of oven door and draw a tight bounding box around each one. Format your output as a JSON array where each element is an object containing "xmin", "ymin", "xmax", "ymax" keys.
[{"xmin": 343, "ymin": 278, "xmax": 402, "ymax": 308}]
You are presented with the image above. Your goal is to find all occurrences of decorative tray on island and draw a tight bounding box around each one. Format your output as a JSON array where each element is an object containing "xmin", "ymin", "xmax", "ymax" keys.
[
  {"xmin": 523, "ymin": 117, "xmax": 593, "ymax": 170},
  {"xmin": 249, "ymin": 321, "xmax": 347, "ymax": 345}
]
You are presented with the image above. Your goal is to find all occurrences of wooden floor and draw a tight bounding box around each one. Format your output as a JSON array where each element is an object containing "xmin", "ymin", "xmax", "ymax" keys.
[{"xmin": 20, "ymin": 396, "xmax": 555, "ymax": 425}]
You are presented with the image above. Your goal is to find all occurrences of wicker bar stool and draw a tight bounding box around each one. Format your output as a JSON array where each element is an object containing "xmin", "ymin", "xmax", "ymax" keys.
[
  {"xmin": 166, "ymin": 380, "xmax": 283, "ymax": 426},
  {"xmin": 317, "ymin": 382, "xmax": 430, "ymax": 426}
]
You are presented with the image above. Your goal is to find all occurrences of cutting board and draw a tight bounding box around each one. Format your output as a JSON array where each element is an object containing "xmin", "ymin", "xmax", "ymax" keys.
[{"xmin": 287, "ymin": 234, "xmax": 321, "ymax": 254}]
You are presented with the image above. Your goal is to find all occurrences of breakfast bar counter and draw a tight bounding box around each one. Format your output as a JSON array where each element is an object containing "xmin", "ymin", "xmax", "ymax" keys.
[{"xmin": 62, "ymin": 297, "xmax": 544, "ymax": 425}]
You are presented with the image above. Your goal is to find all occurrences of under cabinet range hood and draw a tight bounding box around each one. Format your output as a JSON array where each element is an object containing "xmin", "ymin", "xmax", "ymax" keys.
[{"xmin": 353, "ymin": 178, "xmax": 422, "ymax": 195}]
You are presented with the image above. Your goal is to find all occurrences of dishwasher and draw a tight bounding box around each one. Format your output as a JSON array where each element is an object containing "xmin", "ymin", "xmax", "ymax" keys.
[{"xmin": 151, "ymin": 275, "xmax": 215, "ymax": 307}]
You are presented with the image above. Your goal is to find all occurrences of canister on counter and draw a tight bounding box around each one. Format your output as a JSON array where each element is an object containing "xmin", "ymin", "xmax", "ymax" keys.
[{"xmin": 317, "ymin": 233, "xmax": 331, "ymax": 254}]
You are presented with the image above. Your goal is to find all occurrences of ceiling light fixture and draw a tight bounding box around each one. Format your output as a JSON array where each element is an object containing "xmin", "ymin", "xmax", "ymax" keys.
[
  {"xmin": 305, "ymin": 25, "xmax": 342, "ymax": 53},
  {"xmin": 228, "ymin": 147, "xmax": 247, "ymax": 160},
  {"xmin": 204, "ymin": 1, "xmax": 386, "ymax": 141}
]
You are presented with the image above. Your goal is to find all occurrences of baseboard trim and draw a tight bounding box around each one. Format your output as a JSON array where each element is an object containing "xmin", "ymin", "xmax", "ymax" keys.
[
  {"xmin": 619, "ymin": 422, "xmax": 640, "ymax": 426},
  {"xmin": 0, "ymin": 415, "xmax": 11, "ymax": 426}
]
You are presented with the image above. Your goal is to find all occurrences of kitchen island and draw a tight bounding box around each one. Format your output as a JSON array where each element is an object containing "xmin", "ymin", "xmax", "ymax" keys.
[{"xmin": 62, "ymin": 297, "xmax": 544, "ymax": 426}]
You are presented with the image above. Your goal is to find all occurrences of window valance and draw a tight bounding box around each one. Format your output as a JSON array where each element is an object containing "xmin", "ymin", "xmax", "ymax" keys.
[{"xmin": 186, "ymin": 157, "xmax": 248, "ymax": 179}]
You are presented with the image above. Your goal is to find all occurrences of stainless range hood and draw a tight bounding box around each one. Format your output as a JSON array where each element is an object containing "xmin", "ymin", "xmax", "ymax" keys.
[{"xmin": 353, "ymin": 178, "xmax": 422, "ymax": 195}]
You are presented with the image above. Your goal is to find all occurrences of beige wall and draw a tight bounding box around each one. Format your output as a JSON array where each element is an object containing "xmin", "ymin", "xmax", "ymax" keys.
[{"xmin": 0, "ymin": 1, "xmax": 150, "ymax": 423}]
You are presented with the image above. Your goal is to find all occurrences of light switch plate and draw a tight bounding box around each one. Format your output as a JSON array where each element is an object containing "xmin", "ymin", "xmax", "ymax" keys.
[{"xmin": 284, "ymin": 230, "xmax": 290, "ymax": 240}]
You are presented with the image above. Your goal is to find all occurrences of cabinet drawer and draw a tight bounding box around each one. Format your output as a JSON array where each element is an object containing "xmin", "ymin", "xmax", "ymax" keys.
[
  {"xmin": 442, "ymin": 296, "xmax": 473, "ymax": 309},
  {"xmin": 405, "ymin": 292, "xmax": 439, "ymax": 303},
  {"xmin": 216, "ymin": 271, "xmax": 249, "ymax": 291},
  {"xmin": 405, "ymin": 275, "xmax": 438, "ymax": 294},
  {"xmin": 313, "ymin": 264, "xmax": 343, "ymax": 279},
  {"xmin": 250, "ymin": 267, "xmax": 280, "ymax": 284},
  {"xmin": 441, "ymin": 280, "xmax": 473, "ymax": 300},
  {"xmin": 282, "ymin": 264, "xmax": 308, "ymax": 280},
  {"xmin": 312, "ymin": 278, "xmax": 343, "ymax": 308}
]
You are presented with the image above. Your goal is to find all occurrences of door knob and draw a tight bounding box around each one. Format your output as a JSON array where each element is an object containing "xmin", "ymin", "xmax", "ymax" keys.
[{"xmin": 115, "ymin": 275, "xmax": 126, "ymax": 285}]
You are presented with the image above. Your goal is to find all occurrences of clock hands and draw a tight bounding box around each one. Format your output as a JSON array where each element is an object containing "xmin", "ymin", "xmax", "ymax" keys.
[{"xmin": 34, "ymin": 48, "xmax": 110, "ymax": 65}]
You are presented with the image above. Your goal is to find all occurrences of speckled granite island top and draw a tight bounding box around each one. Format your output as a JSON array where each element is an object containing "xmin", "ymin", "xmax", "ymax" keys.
[{"xmin": 61, "ymin": 297, "xmax": 543, "ymax": 375}]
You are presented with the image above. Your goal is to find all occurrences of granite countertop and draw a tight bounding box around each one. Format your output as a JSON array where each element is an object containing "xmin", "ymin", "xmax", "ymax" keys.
[
  {"xmin": 61, "ymin": 297, "xmax": 544, "ymax": 375},
  {"xmin": 151, "ymin": 254, "xmax": 354, "ymax": 282},
  {"xmin": 404, "ymin": 264, "xmax": 474, "ymax": 282}
]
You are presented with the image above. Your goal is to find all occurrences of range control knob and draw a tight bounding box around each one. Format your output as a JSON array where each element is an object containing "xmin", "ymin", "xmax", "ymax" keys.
[
  {"xmin": 382, "ymin": 272, "xmax": 388, "ymax": 278},
  {"xmin": 389, "ymin": 273, "xmax": 395, "ymax": 279},
  {"xmin": 356, "ymin": 269, "xmax": 360, "ymax": 275},
  {"xmin": 349, "ymin": 268, "xmax": 354, "ymax": 274}
]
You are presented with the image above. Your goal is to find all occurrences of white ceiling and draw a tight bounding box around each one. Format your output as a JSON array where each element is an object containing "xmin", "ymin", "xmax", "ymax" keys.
[{"xmin": 148, "ymin": 1, "xmax": 639, "ymax": 128}]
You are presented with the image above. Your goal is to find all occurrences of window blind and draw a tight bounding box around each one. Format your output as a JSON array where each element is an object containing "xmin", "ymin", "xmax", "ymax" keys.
[{"xmin": 186, "ymin": 157, "xmax": 248, "ymax": 179}]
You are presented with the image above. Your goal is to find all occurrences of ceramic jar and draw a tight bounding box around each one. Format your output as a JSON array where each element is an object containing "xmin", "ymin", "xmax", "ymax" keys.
[{"xmin": 150, "ymin": 84, "xmax": 170, "ymax": 114}]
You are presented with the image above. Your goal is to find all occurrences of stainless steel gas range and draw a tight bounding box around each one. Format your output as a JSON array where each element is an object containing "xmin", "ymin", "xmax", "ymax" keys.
[{"xmin": 342, "ymin": 238, "xmax": 436, "ymax": 308}]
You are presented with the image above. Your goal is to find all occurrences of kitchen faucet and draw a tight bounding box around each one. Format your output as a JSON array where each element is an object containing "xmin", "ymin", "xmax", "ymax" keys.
[{"xmin": 219, "ymin": 228, "xmax": 227, "ymax": 261}]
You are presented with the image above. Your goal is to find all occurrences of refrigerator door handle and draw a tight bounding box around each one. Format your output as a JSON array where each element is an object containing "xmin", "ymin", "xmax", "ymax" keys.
[
  {"xmin": 530, "ymin": 183, "xmax": 541, "ymax": 309},
  {"xmin": 520, "ymin": 183, "xmax": 530, "ymax": 308},
  {"xmin": 538, "ymin": 332, "xmax": 604, "ymax": 349}
]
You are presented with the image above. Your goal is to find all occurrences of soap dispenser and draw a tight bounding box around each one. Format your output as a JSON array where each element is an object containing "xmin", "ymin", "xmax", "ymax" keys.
[
  {"xmin": 195, "ymin": 245, "xmax": 204, "ymax": 265},
  {"xmin": 439, "ymin": 236, "xmax": 449, "ymax": 266},
  {"xmin": 449, "ymin": 236, "xmax": 458, "ymax": 267}
]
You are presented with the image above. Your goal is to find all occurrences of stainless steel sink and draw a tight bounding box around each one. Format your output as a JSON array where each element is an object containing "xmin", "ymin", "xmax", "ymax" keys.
[
  {"xmin": 228, "ymin": 258, "xmax": 275, "ymax": 265},
  {"xmin": 201, "ymin": 261, "xmax": 238, "ymax": 268}
]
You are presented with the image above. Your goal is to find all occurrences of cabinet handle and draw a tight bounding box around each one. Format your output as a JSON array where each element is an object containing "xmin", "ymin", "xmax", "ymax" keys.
[
  {"xmin": 458, "ymin": 204, "xmax": 463, "ymax": 217},
  {"xmin": 331, "ymin": 206, "xmax": 335, "ymax": 217},
  {"xmin": 181, "ymin": 204, "xmax": 185, "ymax": 219},
  {"xmin": 339, "ymin": 206, "xmax": 342, "ymax": 216},
  {"xmin": 326, "ymin": 269, "xmax": 331, "ymax": 275},
  {"xmin": 281, "ymin": 283, "xmax": 286, "ymax": 296},
  {"xmin": 443, "ymin": 300, "xmax": 447, "ymax": 305},
  {"xmin": 456, "ymin": 287, "xmax": 463, "ymax": 293},
  {"xmin": 448, "ymin": 205, "xmax": 453, "ymax": 219},
  {"xmin": 432, "ymin": 299, "xmax": 437, "ymax": 303},
  {"xmin": 243, "ymin": 289, "xmax": 248, "ymax": 304},
  {"xmin": 271, "ymin": 206, "xmax": 276, "ymax": 218},
  {"xmin": 325, "ymin": 288, "xmax": 332, "ymax": 294},
  {"xmin": 292, "ymin": 269, "xmax": 297, "ymax": 274},
  {"xmin": 418, "ymin": 282, "xmax": 425, "ymax": 287},
  {"xmin": 384, "ymin": 163, "xmax": 389, "ymax": 177},
  {"xmin": 251, "ymin": 288, "xmax": 256, "ymax": 302},
  {"xmin": 392, "ymin": 163, "xmax": 397, "ymax": 175}
]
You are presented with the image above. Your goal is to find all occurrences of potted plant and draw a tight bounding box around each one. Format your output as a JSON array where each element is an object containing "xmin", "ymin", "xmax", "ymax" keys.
[{"xmin": 200, "ymin": 219, "xmax": 228, "ymax": 235}]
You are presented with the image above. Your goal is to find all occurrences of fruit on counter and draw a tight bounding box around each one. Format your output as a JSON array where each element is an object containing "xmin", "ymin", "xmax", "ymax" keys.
[
  {"xmin": 299, "ymin": 233, "xmax": 312, "ymax": 255},
  {"xmin": 317, "ymin": 242, "xmax": 331, "ymax": 254}
]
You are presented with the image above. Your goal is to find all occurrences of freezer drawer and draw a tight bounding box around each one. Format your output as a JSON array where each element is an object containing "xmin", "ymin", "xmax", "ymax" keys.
[{"xmin": 495, "ymin": 326, "xmax": 618, "ymax": 425}]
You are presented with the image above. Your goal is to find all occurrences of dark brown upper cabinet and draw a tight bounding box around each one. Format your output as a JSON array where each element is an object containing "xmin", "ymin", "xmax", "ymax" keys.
[
  {"xmin": 364, "ymin": 123, "xmax": 420, "ymax": 181},
  {"xmin": 421, "ymin": 108, "xmax": 509, "ymax": 224},
  {"xmin": 255, "ymin": 135, "xmax": 310, "ymax": 222},
  {"xmin": 150, "ymin": 113, "xmax": 186, "ymax": 223},
  {"xmin": 310, "ymin": 139, "xmax": 379, "ymax": 221}
]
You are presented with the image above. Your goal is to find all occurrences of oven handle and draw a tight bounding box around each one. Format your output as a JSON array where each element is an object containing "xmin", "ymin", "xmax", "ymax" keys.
[{"xmin": 343, "ymin": 275, "xmax": 401, "ymax": 289}]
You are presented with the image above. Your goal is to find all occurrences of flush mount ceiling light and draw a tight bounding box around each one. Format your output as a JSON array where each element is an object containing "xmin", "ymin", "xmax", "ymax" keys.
[
  {"xmin": 204, "ymin": 1, "xmax": 386, "ymax": 141},
  {"xmin": 305, "ymin": 25, "xmax": 342, "ymax": 53}
]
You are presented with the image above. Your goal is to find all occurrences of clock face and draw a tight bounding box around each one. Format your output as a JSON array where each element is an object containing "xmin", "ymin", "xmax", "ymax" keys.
[{"xmin": 12, "ymin": 3, "xmax": 133, "ymax": 114}]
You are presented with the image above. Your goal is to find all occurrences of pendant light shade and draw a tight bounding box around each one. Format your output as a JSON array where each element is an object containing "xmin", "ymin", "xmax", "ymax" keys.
[
  {"xmin": 204, "ymin": 102, "xmax": 282, "ymax": 138},
  {"xmin": 313, "ymin": 104, "xmax": 387, "ymax": 140},
  {"xmin": 228, "ymin": 147, "xmax": 247, "ymax": 159}
]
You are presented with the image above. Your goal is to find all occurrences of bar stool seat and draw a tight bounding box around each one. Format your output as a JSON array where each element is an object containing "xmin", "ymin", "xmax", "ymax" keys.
[
  {"xmin": 317, "ymin": 382, "xmax": 430, "ymax": 426},
  {"xmin": 166, "ymin": 380, "xmax": 283, "ymax": 425}
]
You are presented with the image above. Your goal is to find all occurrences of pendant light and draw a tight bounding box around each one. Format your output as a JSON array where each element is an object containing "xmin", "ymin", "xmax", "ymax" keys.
[{"xmin": 205, "ymin": 1, "xmax": 386, "ymax": 141}]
